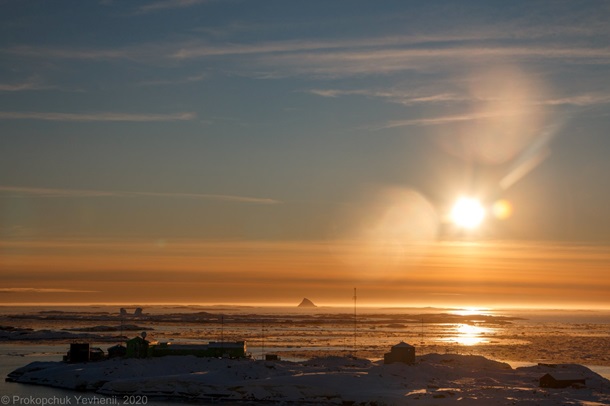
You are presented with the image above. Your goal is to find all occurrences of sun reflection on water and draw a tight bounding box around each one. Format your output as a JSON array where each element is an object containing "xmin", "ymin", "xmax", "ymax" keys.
[
  {"xmin": 452, "ymin": 323, "xmax": 490, "ymax": 346},
  {"xmin": 448, "ymin": 308, "xmax": 493, "ymax": 317}
]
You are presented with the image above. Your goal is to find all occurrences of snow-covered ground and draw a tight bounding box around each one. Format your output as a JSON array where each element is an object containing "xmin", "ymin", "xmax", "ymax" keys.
[{"xmin": 7, "ymin": 354, "xmax": 610, "ymax": 405}]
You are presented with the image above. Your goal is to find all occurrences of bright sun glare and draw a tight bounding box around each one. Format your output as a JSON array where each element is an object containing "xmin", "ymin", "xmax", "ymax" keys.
[{"xmin": 451, "ymin": 197, "xmax": 486, "ymax": 229}]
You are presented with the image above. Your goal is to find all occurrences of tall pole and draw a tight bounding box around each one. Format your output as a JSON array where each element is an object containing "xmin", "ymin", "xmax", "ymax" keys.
[
  {"xmin": 221, "ymin": 315, "xmax": 224, "ymax": 350},
  {"xmin": 353, "ymin": 287, "xmax": 357, "ymax": 354},
  {"xmin": 261, "ymin": 319, "xmax": 265, "ymax": 361}
]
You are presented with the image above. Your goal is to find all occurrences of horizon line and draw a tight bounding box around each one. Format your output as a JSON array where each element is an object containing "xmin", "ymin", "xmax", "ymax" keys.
[{"xmin": 1, "ymin": 302, "xmax": 609, "ymax": 312}]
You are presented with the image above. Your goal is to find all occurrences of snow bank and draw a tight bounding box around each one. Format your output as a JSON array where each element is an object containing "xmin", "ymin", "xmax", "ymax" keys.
[{"xmin": 7, "ymin": 354, "xmax": 610, "ymax": 405}]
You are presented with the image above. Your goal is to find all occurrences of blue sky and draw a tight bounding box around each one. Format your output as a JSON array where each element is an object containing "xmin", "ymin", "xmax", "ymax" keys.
[{"xmin": 1, "ymin": 1, "xmax": 610, "ymax": 305}]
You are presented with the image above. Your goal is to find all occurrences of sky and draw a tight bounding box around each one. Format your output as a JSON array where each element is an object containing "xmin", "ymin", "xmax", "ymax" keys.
[{"xmin": 1, "ymin": 0, "xmax": 610, "ymax": 308}]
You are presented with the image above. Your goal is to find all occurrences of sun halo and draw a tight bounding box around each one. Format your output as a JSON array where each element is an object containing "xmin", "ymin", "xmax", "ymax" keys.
[{"xmin": 450, "ymin": 197, "xmax": 486, "ymax": 229}]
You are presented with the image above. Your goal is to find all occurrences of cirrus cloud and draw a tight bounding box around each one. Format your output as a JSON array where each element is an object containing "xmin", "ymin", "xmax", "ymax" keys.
[
  {"xmin": 0, "ymin": 111, "xmax": 196, "ymax": 122},
  {"xmin": 0, "ymin": 185, "xmax": 281, "ymax": 205},
  {"xmin": 0, "ymin": 288, "xmax": 99, "ymax": 294}
]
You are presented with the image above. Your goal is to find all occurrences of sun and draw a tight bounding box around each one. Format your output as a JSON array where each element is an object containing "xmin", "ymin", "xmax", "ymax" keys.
[{"xmin": 451, "ymin": 197, "xmax": 486, "ymax": 229}]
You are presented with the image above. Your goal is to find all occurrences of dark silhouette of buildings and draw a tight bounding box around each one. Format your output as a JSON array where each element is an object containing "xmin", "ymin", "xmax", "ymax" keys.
[
  {"xmin": 63, "ymin": 343, "xmax": 105, "ymax": 363},
  {"xmin": 539, "ymin": 373, "xmax": 586, "ymax": 388},
  {"xmin": 107, "ymin": 344, "xmax": 127, "ymax": 358},
  {"xmin": 126, "ymin": 336, "xmax": 150, "ymax": 358},
  {"xmin": 384, "ymin": 342, "xmax": 415, "ymax": 364},
  {"xmin": 149, "ymin": 341, "xmax": 247, "ymax": 358}
]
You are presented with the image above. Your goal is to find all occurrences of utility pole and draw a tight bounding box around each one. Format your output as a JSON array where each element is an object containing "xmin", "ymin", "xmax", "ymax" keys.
[
  {"xmin": 261, "ymin": 319, "xmax": 265, "ymax": 360},
  {"xmin": 221, "ymin": 315, "xmax": 224, "ymax": 350},
  {"xmin": 353, "ymin": 287, "xmax": 357, "ymax": 354}
]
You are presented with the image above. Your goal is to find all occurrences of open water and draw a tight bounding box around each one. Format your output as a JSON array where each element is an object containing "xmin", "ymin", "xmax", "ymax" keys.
[{"xmin": 2, "ymin": 305, "xmax": 609, "ymax": 403}]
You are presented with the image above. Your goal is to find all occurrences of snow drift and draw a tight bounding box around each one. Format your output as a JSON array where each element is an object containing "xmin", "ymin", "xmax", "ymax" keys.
[{"xmin": 7, "ymin": 353, "xmax": 610, "ymax": 405}]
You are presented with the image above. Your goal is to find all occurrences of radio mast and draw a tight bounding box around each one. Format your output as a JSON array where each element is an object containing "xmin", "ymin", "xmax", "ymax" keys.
[{"xmin": 353, "ymin": 287, "xmax": 357, "ymax": 353}]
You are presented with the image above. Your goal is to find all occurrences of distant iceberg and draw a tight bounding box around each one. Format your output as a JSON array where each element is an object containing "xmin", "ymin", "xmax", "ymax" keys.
[{"xmin": 297, "ymin": 298, "xmax": 317, "ymax": 307}]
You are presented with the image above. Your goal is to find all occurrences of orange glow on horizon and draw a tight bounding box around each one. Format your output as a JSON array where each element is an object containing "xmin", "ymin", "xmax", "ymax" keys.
[{"xmin": 2, "ymin": 238, "xmax": 610, "ymax": 308}]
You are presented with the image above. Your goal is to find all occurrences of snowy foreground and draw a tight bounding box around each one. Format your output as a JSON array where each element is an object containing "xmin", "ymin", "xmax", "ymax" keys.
[{"xmin": 7, "ymin": 354, "xmax": 610, "ymax": 405}]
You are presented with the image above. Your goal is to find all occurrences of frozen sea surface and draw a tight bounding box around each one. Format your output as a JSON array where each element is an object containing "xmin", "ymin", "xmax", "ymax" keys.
[
  {"xmin": 2, "ymin": 305, "xmax": 610, "ymax": 404},
  {"xmin": 3, "ymin": 305, "xmax": 609, "ymax": 366}
]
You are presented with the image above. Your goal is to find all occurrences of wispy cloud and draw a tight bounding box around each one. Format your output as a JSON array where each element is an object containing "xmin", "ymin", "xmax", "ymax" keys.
[
  {"xmin": 134, "ymin": 191, "xmax": 280, "ymax": 205},
  {"xmin": 0, "ymin": 288, "xmax": 98, "ymax": 293},
  {"xmin": 169, "ymin": 39, "xmax": 327, "ymax": 59},
  {"xmin": 0, "ymin": 186, "xmax": 116, "ymax": 198},
  {"xmin": 167, "ymin": 36, "xmax": 438, "ymax": 59},
  {"xmin": 541, "ymin": 93, "xmax": 610, "ymax": 106},
  {"xmin": 260, "ymin": 45, "xmax": 610, "ymax": 77},
  {"xmin": 310, "ymin": 85, "xmax": 610, "ymax": 123},
  {"xmin": 0, "ymin": 185, "xmax": 281, "ymax": 205},
  {"xmin": 4, "ymin": 45, "xmax": 135, "ymax": 60},
  {"xmin": 0, "ymin": 111, "xmax": 196, "ymax": 122},
  {"xmin": 307, "ymin": 88, "xmax": 467, "ymax": 105},
  {"xmin": 378, "ymin": 110, "xmax": 525, "ymax": 129},
  {"xmin": 5, "ymin": 34, "xmax": 610, "ymax": 76},
  {"xmin": 136, "ymin": 0, "xmax": 208, "ymax": 14},
  {"xmin": 138, "ymin": 73, "xmax": 207, "ymax": 86},
  {"xmin": 1, "ymin": 35, "xmax": 475, "ymax": 62},
  {"xmin": 307, "ymin": 89, "xmax": 344, "ymax": 98},
  {"xmin": 0, "ymin": 80, "xmax": 50, "ymax": 92}
]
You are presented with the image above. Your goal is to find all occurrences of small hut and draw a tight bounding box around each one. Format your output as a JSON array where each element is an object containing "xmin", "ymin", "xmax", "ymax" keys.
[
  {"xmin": 539, "ymin": 373, "xmax": 586, "ymax": 388},
  {"xmin": 384, "ymin": 342, "xmax": 415, "ymax": 364},
  {"xmin": 89, "ymin": 347, "xmax": 105, "ymax": 361},
  {"xmin": 65, "ymin": 343, "xmax": 90, "ymax": 363},
  {"xmin": 126, "ymin": 336, "xmax": 150, "ymax": 358},
  {"xmin": 107, "ymin": 344, "xmax": 127, "ymax": 358}
]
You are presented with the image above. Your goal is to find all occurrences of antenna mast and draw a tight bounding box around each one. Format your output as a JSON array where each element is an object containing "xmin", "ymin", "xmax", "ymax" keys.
[
  {"xmin": 221, "ymin": 315, "xmax": 224, "ymax": 350},
  {"xmin": 261, "ymin": 319, "xmax": 265, "ymax": 360},
  {"xmin": 353, "ymin": 287, "xmax": 357, "ymax": 353}
]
